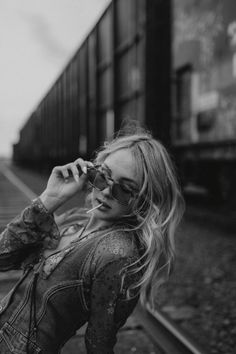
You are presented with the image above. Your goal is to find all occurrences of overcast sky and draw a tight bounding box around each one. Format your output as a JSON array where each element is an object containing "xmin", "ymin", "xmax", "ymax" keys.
[{"xmin": 0, "ymin": 0, "xmax": 111, "ymax": 158}]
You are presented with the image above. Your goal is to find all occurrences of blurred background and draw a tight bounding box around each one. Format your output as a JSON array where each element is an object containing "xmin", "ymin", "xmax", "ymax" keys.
[
  {"xmin": 0, "ymin": 1, "xmax": 236, "ymax": 353},
  {"xmin": 0, "ymin": 0, "xmax": 110, "ymax": 158},
  {"xmin": 1, "ymin": 0, "xmax": 236, "ymax": 205}
]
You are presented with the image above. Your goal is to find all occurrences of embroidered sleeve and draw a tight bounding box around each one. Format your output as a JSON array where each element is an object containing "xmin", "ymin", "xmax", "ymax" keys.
[
  {"xmin": 85, "ymin": 233, "xmax": 140, "ymax": 354},
  {"xmin": 0, "ymin": 198, "xmax": 60, "ymax": 270}
]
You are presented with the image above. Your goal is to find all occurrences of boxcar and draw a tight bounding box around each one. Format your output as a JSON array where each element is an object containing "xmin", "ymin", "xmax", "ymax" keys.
[
  {"xmin": 172, "ymin": 0, "xmax": 236, "ymax": 200},
  {"xmin": 14, "ymin": 0, "xmax": 236, "ymax": 200},
  {"xmin": 13, "ymin": 0, "xmax": 171, "ymax": 169}
]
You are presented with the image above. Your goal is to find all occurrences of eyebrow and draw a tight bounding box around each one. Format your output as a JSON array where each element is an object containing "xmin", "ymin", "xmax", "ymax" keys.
[{"xmin": 103, "ymin": 163, "xmax": 138, "ymax": 187}]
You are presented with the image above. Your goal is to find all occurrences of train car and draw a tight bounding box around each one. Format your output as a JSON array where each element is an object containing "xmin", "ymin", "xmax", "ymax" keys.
[
  {"xmin": 13, "ymin": 0, "xmax": 171, "ymax": 170},
  {"xmin": 172, "ymin": 0, "xmax": 236, "ymax": 200},
  {"xmin": 14, "ymin": 0, "xmax": 236, "ymax": 200},
  {"xmin": 13, "ymin": 112, "xmax": 42, "ymax": 168}
]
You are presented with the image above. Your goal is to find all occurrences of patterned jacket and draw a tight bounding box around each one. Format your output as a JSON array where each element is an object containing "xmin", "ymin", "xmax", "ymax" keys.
[{"xmin": 0, "ymin": 198, "xmax": 141, "ymax": 353}]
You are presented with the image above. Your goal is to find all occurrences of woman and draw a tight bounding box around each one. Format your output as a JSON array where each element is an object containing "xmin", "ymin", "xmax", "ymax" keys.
[{"xmin": 0, "ymin": 128, "xmax": 184, "ymax": 353}]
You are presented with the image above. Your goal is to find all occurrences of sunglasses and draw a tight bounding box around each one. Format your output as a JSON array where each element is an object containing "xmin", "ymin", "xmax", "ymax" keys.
[{"xmin": 86, "ymin": 165, "xmax": 137, "ymax": 206}]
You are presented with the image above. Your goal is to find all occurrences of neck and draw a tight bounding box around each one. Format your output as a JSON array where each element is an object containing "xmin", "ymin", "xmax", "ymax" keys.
[{"xmin": 85, "ymin": 215, "xmax": 113, "ymax": 235}]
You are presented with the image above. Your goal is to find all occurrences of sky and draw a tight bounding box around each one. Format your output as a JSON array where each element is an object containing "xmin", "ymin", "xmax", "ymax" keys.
[{"xmin": 0, "ymin": 0, "xmax": 111, "ymax": 158}]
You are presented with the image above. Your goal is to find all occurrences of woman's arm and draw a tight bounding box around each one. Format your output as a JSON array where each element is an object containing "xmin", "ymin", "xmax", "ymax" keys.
[
  {"xmin": 0, "ymin": 158, "xmax": 92, "ymax": 271},
  {"xmin": 0, "ymin": 198, "xmax": 60, "ymax": 270},
  {"xmin": 85, "ymin": 235, "xmax": 140, "ymax": 353},
  {"xmin": 85, "ymin": 258, "xmax": 139, "ymax": 354}
]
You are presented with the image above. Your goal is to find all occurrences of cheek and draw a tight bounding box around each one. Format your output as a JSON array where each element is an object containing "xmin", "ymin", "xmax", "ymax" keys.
[
  {"xmin": 91, "ymin": 189, "xmax": 102, "ymax": 201},
  {"xmin": 115, "ymin": 204, "xmax": 126, "ymax": 214},
  {"xmin": 91, "ymin": 189, "xmax": 97, "ymax": 200},
  {"xmin": 91, "ymin": 190, "xmax": 130, "ymax": 216},
  {"xmin": 116, "ymin": 204, "xmax": 132, "ymax": 217}
]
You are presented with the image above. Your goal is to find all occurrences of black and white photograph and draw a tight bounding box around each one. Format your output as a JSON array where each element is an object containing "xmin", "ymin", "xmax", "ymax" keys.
[{"xmin": 0, "ymin": 1, "xmax": 235, "ymax": 353}]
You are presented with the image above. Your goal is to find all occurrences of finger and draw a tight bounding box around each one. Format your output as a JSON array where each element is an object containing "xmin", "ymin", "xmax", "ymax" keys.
[
  {"xmin": 83, "ymin": 161, "xmax": 95, "ymax": 173},
  {"xmin": 74, "ymin": 158, "xmax": 88, "ymax": 174},
  {"xmin": 60, "ymin": 166, "xmax": 70, "ymax": 182},
  {"xmin": 52, "ymin": 166, "xmax": 62, "ymax": 174},
  {"xmin": 87, "ymin": 161, "xmax": 94, "ymax": 168},
  {"xmin": 70, "ymin": 163, "xmax": 80, "ymax": 182},
  {"xmin": 52, "ymin": 166, "xmax": 65, "ymax": 179}
]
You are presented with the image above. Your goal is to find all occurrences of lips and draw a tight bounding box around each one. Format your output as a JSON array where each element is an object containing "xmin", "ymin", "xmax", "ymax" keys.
[{"xmin": 97, "ymin": 198, "xmax": 111, "ymax": 209}]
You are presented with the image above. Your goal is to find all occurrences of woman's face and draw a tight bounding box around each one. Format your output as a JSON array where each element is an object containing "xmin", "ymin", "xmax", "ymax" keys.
[{"xmin": 90, "ymin": 148, "xmax": 139, "ymax": 225}]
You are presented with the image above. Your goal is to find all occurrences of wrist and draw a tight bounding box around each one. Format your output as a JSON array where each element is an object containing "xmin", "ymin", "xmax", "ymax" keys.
[{"xmin": 39, "ymin": 191, "xmax": 65, "ymax": 213}]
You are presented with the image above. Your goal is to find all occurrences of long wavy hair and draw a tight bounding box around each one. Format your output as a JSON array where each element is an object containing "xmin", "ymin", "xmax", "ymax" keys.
[{"xmin": 92, "ymin": 125, "xmax": 185, "ymax": 307}]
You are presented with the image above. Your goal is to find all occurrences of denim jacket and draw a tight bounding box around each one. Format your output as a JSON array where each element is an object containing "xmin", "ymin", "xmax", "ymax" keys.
[{"xmin": 0, "ymin": 198, "xmax": 141, "ymax": 353}]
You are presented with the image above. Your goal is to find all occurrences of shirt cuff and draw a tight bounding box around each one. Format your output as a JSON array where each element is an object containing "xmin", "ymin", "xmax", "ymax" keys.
[
  {"xmin": 29, "ymin": 198, "xmax": 60, "ymax": 249},
  {"xmin": 32, "ymin": 197, "xmax": 51, "ymax": 214}
]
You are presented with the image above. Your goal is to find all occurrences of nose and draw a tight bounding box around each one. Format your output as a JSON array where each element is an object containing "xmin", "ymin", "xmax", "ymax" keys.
[{"xmin": 101, "ymin": 185, "xmax": 112, "ymax": 198}]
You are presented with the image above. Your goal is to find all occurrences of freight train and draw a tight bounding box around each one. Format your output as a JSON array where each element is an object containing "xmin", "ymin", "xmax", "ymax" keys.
[{"xmin": 13, "ymin": 0, "xmax": 236, "ymax": 202}]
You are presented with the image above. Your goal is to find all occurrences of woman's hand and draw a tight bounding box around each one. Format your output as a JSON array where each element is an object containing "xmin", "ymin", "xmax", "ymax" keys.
[{"xmin": 39, "ymin": 158, "xmax": 93, "ymax": 213}]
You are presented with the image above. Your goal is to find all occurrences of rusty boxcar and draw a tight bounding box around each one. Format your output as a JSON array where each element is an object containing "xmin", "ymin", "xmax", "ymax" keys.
[
  {"xmin": 14, "ymin": 0, "xmax": 236, "ymax": 201},
  {"xmin": 14, "ymin": 0, "xmax": 171, "ymax": 167},
  {"xmin": 172, "ymin": 0, "xmax": 236, "ymax": 200}
]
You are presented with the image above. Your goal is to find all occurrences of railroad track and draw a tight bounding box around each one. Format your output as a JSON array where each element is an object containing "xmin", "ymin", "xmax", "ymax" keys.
[
  {"xmin": 0, "ymin": 162, "xmax": 207, "ymax": 354},
  {"xmin": 136, "ymin": 303, "xmax": 207, "ymax": 354},
  {"xmin": 0, "ymin": 161, "xmax": 36, "ymax": 228}
]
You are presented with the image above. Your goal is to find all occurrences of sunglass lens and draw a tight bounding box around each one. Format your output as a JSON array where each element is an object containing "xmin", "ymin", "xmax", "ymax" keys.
[
  {"xmin": 87, "ymin": 167, "xmax": 132, "ymax": 205},
  {"xmin": 88, "ymin": 169, "xmax": 107, "ymax": 191},
  {"xmin": 94, "ymin": 172, "xmax": 107, "ymax": 190},
  {"xmin": 87, "ymin": 168, "xmax": 97, "ymax": 184},
  {"xmin": 112, "ymin": 184, "xmax": 131, "ymax": 205}
]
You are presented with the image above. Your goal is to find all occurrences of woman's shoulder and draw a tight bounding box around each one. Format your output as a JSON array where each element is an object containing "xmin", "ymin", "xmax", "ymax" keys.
[
  {"xmin": 88, "ymin": 228, "xmax": 142, "ymax": 280},
  {"xmin": 93, "ymin": 228, "xmax": 139, "ymax": 263}
]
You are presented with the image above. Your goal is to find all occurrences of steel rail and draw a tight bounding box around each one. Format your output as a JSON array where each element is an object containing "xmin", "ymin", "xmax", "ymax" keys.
[
  {"xmin": 135, "ymin": 302, "xmax": 208, "ymax": 354},
  {"xmin": 1, "ymin": 164, "xmax": 36, "ymax": 201}
]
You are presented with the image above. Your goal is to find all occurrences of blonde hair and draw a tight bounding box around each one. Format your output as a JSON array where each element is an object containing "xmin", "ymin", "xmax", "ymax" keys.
[{"xmin": 93, "ymin": 126, "xmax": 185, "ymax": 307}]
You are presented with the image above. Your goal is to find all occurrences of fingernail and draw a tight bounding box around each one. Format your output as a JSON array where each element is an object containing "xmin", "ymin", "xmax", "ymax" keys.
[{"xmin": 82, "ymin": 166, "xmax": 87, "ymax": 174}]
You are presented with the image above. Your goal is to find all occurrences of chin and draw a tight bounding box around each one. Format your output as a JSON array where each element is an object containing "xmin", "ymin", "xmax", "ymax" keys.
[{"xmin": 94, "ymin": 209, "xmax": 119, "ymax": 221}]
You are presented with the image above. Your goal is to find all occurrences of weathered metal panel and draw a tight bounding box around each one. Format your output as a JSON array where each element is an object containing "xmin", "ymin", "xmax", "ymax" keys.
[
  {"xmin": 116, "ymin": 47, "xmax": 136, "ymax": 99},
  {"xmin": 64, "ymin": 66, "xmax": 73, "ymax": 159},
  {"xmin": 52, "ymin": 82, "xmax": 60, "ymax": 162},
  {"xmin": 60, "ymin": 72, "xmax": 67, "ymax": 160},
  {"xmin": 97, "ymin": 6, "xmax": 113, "ymax": 111},
  {"xmin": 96, "ymin": 5, "xmax": 114, "ymax": 144},
  {"xmin": 173, "ymin": 0, "xmax": 236, "ymax": 146},
  {"xmin": 145, "ymin": 0, "xmax": 172, "ymax": 144},
  {"xmin": 70, "ymin": 55, "xmax": 80, "ymax": 160},
  {"xmin": 57, "ymin": 80, "xmax": 64, "ymax": 160},
  {"xmin": 114, "ymin": 0, "xmax": 146, "ymax": 128},
  {"xmin": 78, "ymin": 44, "xmax": 88, "ymax": 156},
  {"xmin": 87, "ymin": 32, "xmax": 98, "ymax": 155},
  {"xmin": 97, "ymin": 7, "xmax": 113, "ymax": 65},
  {"xmin": 98, "ymin": 69, "xmax": 113, "ymax": 110},
  {"xmin": 51, "ymin": 85, "xmax": 59, "ymax": 161},
  {"xmin": 115, "ymin": 0, "xmax": 136, "ymax": 47}
]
